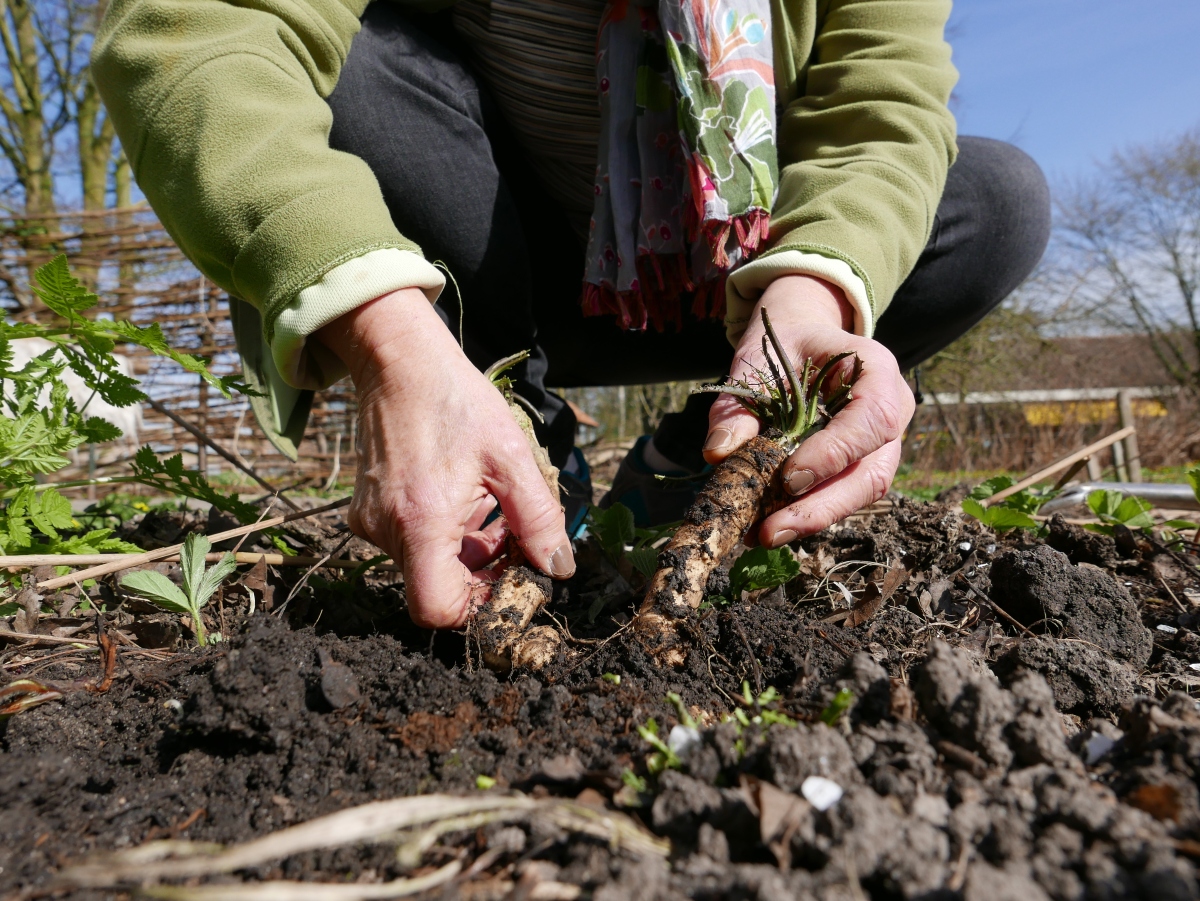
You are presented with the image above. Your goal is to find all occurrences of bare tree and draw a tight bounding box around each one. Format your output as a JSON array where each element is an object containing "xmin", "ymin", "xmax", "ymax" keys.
[{"xmin": 1058, "ymin": 127, "xmax": 1200, "ymax": 391}]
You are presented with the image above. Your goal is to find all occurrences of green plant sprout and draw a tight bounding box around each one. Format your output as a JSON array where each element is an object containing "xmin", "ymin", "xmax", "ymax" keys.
[
  {"xmin": 1083, "ymin": 489, "xmax": 1156, "ymax": 536},
  {"xmin": 820, "ymin": 688, "xmax": 855, "ymax": 726},
  {"xmin": 119, "ymin": 533, "xmax": 236, "ymax": 646},
  {"xmin": 587, "ymin": 502, "xmax": 679, "ymax": 579},
  {"xmin": 696, "ymin": 310, "xmax": 859, "ymax": 453},
  {"xmin": 0, "ymin": 255, "xmax": 257, "ymax": 558},
  {"xmin": 960, "ymin": 476, "xmax": 1050, "ymax": 534},
  {"xmin": 475, "ymin": 775, "xmax": 497, "ymax": 790}
]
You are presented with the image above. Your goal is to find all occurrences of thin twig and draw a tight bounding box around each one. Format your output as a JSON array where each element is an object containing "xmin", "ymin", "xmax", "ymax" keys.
[
  {"xmin": 147, "ymin": 398, "xmax": 301, "ymax": 511},
  {"xmin": 277, "ymin": 533, "xmax": 355, "ymax": 616}
]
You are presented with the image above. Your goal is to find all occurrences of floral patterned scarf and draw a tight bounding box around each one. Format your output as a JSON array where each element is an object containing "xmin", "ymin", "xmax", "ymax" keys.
[{"xmin": 581, "ymin": 0, "xmax": 778, "ymax": 331}]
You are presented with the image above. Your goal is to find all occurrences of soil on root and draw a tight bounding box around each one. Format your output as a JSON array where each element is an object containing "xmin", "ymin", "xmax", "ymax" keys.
[{"xmin": 3, "ymin": 498, "xmax": 1200, "ymax": 899}]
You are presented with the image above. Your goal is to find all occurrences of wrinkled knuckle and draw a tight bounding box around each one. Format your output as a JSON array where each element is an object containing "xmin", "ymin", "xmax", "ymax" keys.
[
  {"xmin": 519, "ymin": 496, "xmax": 565, "ymax": 540},
  {"xmin": 870, "ymin": 395, "xmax": 907, "ymax": 442},
  {"xmin": 866, "ymin": 466, "xmax": 893, "ymax": 504}
]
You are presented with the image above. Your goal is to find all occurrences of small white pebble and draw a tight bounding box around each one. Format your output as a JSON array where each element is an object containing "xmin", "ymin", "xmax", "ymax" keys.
[
  {"xmin": 668, "ymin": 725, "xmax": 702, "ymax": 761},
  {"xmin": 1158, "ymin": 624, "xmax": 1179, "ymax": 634},
  {"xmin": 1084, "ymin": 732, "xmax": 1117, "ymax": 765},
  {"xmin": 801, "ymin": 776, "xmax": 843, "ymax": 811},
  {"xmin": 1125, "ymin": 582, "xmax": 1133, "ymax": 587},
  {"xmin": 986, "ymin": 544, "xmax": 996, "ymax": 554},
  {"xmin": 1189, "ymin": 663, "xmax": 1200, "ymax": 672},
  {"xmin": 163, "ymin": 699, "xmax": 183, "ymax": 712},
  {"xmin": 958, "ymin": 541, "xmax": 972, "ymax": 552}
]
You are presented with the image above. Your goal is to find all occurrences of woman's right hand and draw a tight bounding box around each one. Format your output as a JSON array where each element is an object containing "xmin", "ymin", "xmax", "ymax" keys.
[{"xmin": 315, "ymin": 288, "xmax": 575, "ymax": 628}]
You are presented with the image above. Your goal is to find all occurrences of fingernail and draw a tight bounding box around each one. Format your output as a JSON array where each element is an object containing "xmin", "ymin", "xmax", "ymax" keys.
[
  {"xmin": 703, "ymin": 428, "xmax": 732, "ymax": 454},
  {"xmin": 771, "ymin": 529, "xmax": 798, "ymax": 547},
  {"xmin": 550, "ymin": 544, "xmax": 575, "ymax": 579},
  {"xmin": 785, "ymin": 468, "xmax": 816, "ymax": 496}
]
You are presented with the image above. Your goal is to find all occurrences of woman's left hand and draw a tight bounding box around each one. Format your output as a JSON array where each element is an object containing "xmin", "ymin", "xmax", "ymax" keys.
[{"xmin": 703, "ymin": 274, "xmax": 915, "ymax": 547}]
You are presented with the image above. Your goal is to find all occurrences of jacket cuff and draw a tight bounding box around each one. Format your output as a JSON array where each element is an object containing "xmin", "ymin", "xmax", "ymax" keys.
[
  {"xmin": 271, "ymin": 248, "xmax": 446, "ymax": 390},
  {"xmin": 724, "ymin": 250, "xmax": 874, "ymax": 346}
]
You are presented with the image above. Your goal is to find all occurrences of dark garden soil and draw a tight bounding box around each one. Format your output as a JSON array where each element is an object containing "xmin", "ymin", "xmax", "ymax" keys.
[{"xmin": 5, "ymin": 499, "xmax": 1200, "ymax": 899}]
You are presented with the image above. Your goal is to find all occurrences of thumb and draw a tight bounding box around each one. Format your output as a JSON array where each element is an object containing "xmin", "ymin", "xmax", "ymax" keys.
[
  {"xmin": 488, "ymin": 440, "xmax": 575, "ymax": 580},
  {"xmin": 703, "ymin": 391, "xmax": 762, "ymax": 464}
]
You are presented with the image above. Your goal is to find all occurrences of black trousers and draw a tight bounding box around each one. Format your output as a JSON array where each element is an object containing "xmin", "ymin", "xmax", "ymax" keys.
[{"xmin": 327, "ymin": 5, "xmax": 1051, "ymax": 470}]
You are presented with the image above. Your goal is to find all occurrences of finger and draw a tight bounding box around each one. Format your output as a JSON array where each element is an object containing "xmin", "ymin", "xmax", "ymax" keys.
[
  {"xmin": 704, "ymin": 392, "xmax": 763, "ymax": 464},
  {"xmin": 759, "ymin": 439, "xmax": 902, "ymax": 546},
  {"xmin": 460, "ymin": 516, "xmax": 509, "ymax": 571},
  {"xmin": 403, "ymin": 529, "xmax": 488, "ymax": 629},
  {"xmin": 780, "ymin": 363, "xmax": 913, "ymax": 498},
  {"xmin": 463, "ymin": 494, "xmax": 498, "ymax": 534},
  {"xmin": 486, "ymin": 435, "xmax": 574, "ymax": 579},
  {"xmin": 703, "ymin": 338, "xmax": 783, "ymax": 463}
]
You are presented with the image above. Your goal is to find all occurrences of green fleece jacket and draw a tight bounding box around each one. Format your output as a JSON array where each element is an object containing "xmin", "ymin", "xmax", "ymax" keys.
[{"xmin": 91, "ymin": 0, "xmax": 957, "ymax": 450}]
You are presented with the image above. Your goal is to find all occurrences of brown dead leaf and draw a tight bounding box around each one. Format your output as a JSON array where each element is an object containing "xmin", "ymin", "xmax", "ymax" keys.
[
  {"xmin": 1126, "ymin": 783, "xmax": 1182, "ymax": 821},
  {"xmin": 845, "ymin": 566, "xmax": 908, "ymax": 628},
  {"xmin": 739, "ymin": 775, "xmax": 810, "ymax": 869}
]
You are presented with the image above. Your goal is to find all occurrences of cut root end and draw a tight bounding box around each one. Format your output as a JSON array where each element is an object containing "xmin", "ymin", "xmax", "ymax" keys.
[{"xmin": 473, "ymin": 566, "xmax": 559, "ymax": 672}]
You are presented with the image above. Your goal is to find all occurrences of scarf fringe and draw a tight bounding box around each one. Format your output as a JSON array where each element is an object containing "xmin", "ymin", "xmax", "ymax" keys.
[
  {"xmin": 580, "ymin": 206, "xmax": 765, "ymax": 330},
  {"xmin": 582, "ymin": 253, "xmax": 736, "ymax": 332}
]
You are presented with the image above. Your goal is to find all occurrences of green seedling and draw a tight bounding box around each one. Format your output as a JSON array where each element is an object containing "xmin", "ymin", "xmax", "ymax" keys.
[
  {"xmin": 636, "ymin": 717, "xmax": 683, "ymax": 774},
  {"xmin": 475, "ymin": 775, "xmax": 497, "ymax": 790},
  {"xmin": 820, "ymin": 688, "xmax": 855, "ymax": 726},
  {"xmin": 602, "ymin": 672, "xmax": 622, "ymax": 685},
  {"xmin": 1084, "ymin": 489, "xmax": 1156, "ymax": 536},
  {"xmin": 120, "ymin": 533, "xmax": 237, "ymax": 647},
  {"xmin": 728, "ymin": 545, "xmax": 800, "ymax": 598},
  {"xmin": 960, "ymin": 476, "xmax": 1049, "ymax": 534},
  {"xmin": 587, "ymin": 502, "xmax": 679, "ymax": 579}
]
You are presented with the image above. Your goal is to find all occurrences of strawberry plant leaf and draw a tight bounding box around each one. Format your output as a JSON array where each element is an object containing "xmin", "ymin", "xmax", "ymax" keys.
[
  {"xmin": 179, "ymin": 533, "xmax": 211, "ymax": 603},
  {"xmin": 120, "ymin": 570, "xmax": 191, "ymax": 614},
  {"xmin": 194, "ymin": 552, "xmax": 238, "ymax": 610}
]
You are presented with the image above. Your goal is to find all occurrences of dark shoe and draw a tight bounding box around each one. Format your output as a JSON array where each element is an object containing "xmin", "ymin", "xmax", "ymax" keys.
[{"xmin": 599, "ymin": 436, "xmax": 708, "ymax": 527}]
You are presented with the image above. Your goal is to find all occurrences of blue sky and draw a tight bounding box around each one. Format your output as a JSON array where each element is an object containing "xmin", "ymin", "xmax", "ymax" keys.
[{"xmin": 947, "ymin": 0, "xmax": 1200, "ymax": 185}]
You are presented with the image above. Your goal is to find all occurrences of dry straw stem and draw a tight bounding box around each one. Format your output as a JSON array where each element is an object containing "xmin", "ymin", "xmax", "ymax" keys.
[
  {"xmin": 139, "ymin": 861, "xmax": 463, "ymax": 901},
  {"xmin": 59, "ymin": 792, "xmax": 668, "ymax": 893},
  {"xmin": 1, "ymin": 552, "xmax": 398, "ymax": 571},
  {"xmin": 36, "ymin": 497, "xmax": 352, "ymax": 591}
]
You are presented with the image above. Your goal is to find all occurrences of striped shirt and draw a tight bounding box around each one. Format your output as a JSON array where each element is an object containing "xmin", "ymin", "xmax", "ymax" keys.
[{"xmin": 453, "ymin": 0, "xmax": 604, "ymax": 239}]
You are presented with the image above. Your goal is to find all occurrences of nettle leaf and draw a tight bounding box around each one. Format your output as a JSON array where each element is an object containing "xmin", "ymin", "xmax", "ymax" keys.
[
  {"xmin": 180, "ymin": 532, "xmax": 212, "ymax": 603},
  {"xmin": 627, "ymin": 546, "xmax": 659, "ymax": 579},
  {"xmin": 120, "ymin": 570, "xmax": 191, "ymax": 615},
  {"xmin": 589, "ymin": 503, "xmax": 636, "ymax": 563},
  {"xmin": 729, "ymin": 545, "xmax": 800, "ymax": 597}
]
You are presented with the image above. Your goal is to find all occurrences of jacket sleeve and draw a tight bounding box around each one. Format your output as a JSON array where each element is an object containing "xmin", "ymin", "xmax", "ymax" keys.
[
  {"xmin": 91, "ymin": 0, "xmax": 444, "ymax": 393},
  {"xmin": 726, "ymin": 0, "xmax": 958, "ymax": 343}
]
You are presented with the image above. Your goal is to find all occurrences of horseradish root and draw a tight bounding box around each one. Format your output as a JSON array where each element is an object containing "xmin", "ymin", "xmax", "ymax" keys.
[
  {"xmin": 471, "ymin": 352, "xmax": 562, "ymax": 671},
  {"xmin": 634, "ymin": 309, "xmax": 860, "ymax": 665}
]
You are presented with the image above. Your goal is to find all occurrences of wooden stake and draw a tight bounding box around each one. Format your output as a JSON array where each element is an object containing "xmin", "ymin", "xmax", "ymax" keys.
[{"xmin": 984, "ymin": 426, "xmax": 1135, "ymax": 507}]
